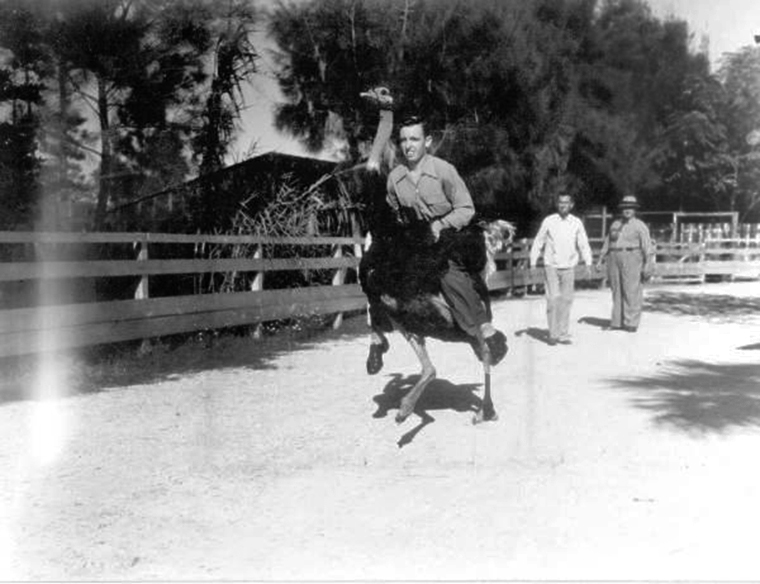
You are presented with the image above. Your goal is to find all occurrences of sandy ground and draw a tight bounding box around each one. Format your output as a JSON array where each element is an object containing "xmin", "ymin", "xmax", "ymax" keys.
[{"xmin": 1, "ymin": 280, "xmax": 760, "ymax": 581}]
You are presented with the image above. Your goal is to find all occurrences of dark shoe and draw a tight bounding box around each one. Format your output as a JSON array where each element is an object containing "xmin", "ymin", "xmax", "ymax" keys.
[
  {"xmin": 547, "ymin": 337, "xmax": 558, "ymax": 346},
  {"xmin": 366, "ymin": 338, "xmax": 389, "ymax": 375},
  {"xmin": 484, "ymin": 330, "xmax": 508, "ymax": 365},
  {"xmin": 557, "ymin": 338, "xmax": 572, "ymax": 345},
  {"xmin": 623, "ymin": 325, "xmax": 638, "ymax": 333}
]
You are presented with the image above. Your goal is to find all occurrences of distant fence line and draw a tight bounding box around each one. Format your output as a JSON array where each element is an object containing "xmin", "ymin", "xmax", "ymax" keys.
[
  {"xmin": 582, "ymin": 209, "xmax": 760, "ymax": 243},
  {"xmin": 1, "ymin": 230, "xmax": 759, "ymax": 358}
]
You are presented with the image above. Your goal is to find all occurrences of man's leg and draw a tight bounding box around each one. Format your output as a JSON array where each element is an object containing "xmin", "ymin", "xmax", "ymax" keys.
[
  {"xmin": 607, "ymin": 254, "xmax": 623, "ymax": 329},
  {"xmin": 471, "ymin": 269, "xmax": 493, "ymax": 321},
  {"xmin": 440, "ymin": 260, "xmax": 508, "ymax": 364},
  {"xmin": 620, "ymin": 252, "xmax": 644, "ymax": 330},
  {"xmin": 543, "ymin": 266, "xmax": 561, "ymax": 342},
  {"xmin": 440, "ymin": 260, "xmax": 489, "ymax": 337},
  {"xmin": 556, "ymin": 267, "xmax": 575, "ymax": 342}
]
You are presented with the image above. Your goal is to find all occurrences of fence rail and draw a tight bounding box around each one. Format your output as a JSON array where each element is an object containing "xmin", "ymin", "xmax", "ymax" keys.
[{"xmin": 1, "ymin": 231, "xmax": 759, "ymax": 358}]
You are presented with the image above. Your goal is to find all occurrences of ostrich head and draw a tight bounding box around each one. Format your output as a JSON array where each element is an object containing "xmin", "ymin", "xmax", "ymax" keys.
[{"xmin": 360, "ymin": 86, "xmax": 394, "ymax": 110}]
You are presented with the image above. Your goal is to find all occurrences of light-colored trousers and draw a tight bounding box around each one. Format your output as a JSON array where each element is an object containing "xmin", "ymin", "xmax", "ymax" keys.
[
  {"xmin": 607, "ymin": 250, "xmax": 644, "ymax": 329},
  {"xmin": 544, "ymin": 266, "xmax": 575, "ymax": 340}
]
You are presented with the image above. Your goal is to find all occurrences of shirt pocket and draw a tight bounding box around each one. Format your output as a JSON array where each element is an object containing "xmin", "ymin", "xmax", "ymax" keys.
[{"xmin": 421, "ymin": 179, "xmax": 451, "ymax": 216}]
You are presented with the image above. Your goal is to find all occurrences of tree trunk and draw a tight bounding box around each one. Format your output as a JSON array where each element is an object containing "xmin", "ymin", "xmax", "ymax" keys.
[
  {"xmin": 94, "ymin": 75, "xmax": 112, "ymax": 230},
  {"xmin": 57, "ymin": 59, "xmax": 69, "ymax": 197}
]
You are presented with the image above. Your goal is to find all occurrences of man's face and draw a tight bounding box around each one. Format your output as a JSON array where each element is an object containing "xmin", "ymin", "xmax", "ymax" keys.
[
  {"xmin": 622, "ymin": 207, "xmax": 635, "ymax": 220},
  {"xmin": 399, "ymin": 123, "xmax": 431, "ymax": 165},
  {"xmin": 557, "ymin": 195, "xmax": 573, "ymax": 217}
]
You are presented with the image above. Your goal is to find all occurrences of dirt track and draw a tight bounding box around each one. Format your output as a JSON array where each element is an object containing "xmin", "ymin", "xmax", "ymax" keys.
[{"xmin": 2, "ymin": 281, "xmax": 760, "ymax": 580}]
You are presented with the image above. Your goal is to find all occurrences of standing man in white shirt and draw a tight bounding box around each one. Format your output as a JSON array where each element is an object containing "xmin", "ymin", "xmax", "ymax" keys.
[{"xmin": 529, "ymin": 193, "xmax": 593, "ymax": 345}]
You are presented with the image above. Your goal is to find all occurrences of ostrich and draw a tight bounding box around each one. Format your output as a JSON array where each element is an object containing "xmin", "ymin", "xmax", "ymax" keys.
[{"xmin": 357, "ymin": 86, "xmax": 515, "ymax": 425}]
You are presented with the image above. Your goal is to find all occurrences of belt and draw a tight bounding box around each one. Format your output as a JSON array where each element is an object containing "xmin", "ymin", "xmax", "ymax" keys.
[{"xmin": 610, "ymin": 247, "xmax": 639, "ymax": 252}]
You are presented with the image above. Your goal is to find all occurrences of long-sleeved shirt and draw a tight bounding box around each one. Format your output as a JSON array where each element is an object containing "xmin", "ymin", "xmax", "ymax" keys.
[
  {"xmin": 530, "ymin": 213, "xmax": 593, "ymax": 268},
  {"xmin": 600, "ymin": 217, "xmax": 654, "ymax": 263},
  {"xmin": 386, "ymin": 154, "xmax": 474, "ymax": 230}
]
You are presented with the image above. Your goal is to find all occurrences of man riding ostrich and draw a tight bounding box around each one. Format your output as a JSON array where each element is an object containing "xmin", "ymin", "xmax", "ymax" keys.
[{"xmin": 357, "ymin": 86, "xmax": 510, "ymax": 425}]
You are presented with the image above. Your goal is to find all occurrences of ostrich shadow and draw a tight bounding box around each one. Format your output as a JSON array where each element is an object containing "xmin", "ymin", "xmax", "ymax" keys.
[{"xmin": 372, "ymin": 373, "xmax": 483, "ymax": 447}]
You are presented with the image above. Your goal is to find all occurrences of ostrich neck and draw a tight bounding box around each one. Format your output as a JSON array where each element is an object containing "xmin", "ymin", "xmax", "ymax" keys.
[{"xmin": 367, "ymin": 109, "xmax": 393, "ymax": 172}]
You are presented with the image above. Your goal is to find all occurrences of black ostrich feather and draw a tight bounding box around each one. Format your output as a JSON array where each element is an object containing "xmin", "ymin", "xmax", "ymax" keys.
[{"xmin": 359, "ymin": 219, "xmax": 489, "ymax": 343}]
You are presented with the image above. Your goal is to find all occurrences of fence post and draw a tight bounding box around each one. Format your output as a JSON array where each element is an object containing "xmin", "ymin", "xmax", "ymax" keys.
[
  {"xmin": 251, "ymin": 243, "xmax": 264, "ymax": 339},
  {"xmin": 331, "ymin": 243, "xmax": 346, "ymax": 329},
  {"xmin": 362, "ymin": 230, "xmax": 373, "ymax": 326},
  {"xmin": 134, "ymin": 238, "xmax": 151, "ymax": 354},
  {"xmin": 672, "ymin": 213, "xmax": 678, "ymax": 242},
  {"xmin": 509, "ymin": 242, "xmax": 515, "ymax": 294},
  {"xmin": 352, "ymin": 215, "xmax": 364, "ymax": 268},
  {"xmin": 134, "ymin": 239, "xmax": 149, "ymax": 300},
  {"xmin": 193, "ymin": 231, "xmax": 205, "ymax": 295},
  {"xmin": 699, "ymin": 240, "xmax": 707, "ymax": 283}
]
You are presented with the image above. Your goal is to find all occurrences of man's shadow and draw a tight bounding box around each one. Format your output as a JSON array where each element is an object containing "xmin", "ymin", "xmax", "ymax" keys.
[
  {"xmin": 578, "ymin": 316, "xmax": 611, "ymax": 329},
  {"xmin": 515, "ymin": 317, "xmax": 612, "ymax": 345},
  {"xmin": 514, "ymin": 327, "xmax": 554, "ymax": 345},
  {"xmin": 372, "ymin": 373, "xmax": 483, "ymax": 447},
  {"xmin": 738, "ymin": 342, "xmax": 760, "ymax": 351}
]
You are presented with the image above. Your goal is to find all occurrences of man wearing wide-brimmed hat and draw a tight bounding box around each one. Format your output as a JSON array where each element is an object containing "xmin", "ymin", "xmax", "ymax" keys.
[{"xmin": 598, "ymin": 194, "xmax": 654, "ymax": 332}]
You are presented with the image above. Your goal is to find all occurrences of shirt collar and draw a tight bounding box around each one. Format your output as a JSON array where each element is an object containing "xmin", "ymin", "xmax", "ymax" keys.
[{"xmin": 394, "ymin": 154, "xmax": 439, "ymax": 184}]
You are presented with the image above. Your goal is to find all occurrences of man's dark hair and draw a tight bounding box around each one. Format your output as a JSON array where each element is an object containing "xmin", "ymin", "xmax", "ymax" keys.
[{"xmin": 398, "ymin": 114, "xmax": 428, "ymax": 134}]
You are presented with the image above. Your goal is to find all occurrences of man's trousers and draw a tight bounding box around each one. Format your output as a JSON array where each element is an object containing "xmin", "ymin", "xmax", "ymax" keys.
[
  {"xmin": 543, "ymin": 266, "xmax": 575, "ymax": 341},
  {"xmin": 440, "ymin": 259, "xmax": 490, "ymax": 338},
  {"xmin": 607, "ymin": 250, "xmax": 644, "ymax": 329}
]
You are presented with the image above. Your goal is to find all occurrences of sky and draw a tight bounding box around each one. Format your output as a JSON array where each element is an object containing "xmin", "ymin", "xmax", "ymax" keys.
[
  {"xmin": 235, "ymin": 0, "xmax": 760, "ymax": 160},
  {"xmin": 648, "ymin": 0, "xmax": 760, "ymax": 65}
]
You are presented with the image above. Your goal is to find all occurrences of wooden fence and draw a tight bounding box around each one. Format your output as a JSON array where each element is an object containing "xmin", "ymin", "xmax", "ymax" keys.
[
  {"xmin": 583, "ymin": 209, "xmax": 745, "ymax": 242},
  {"xmin": 1, "ymin": 231, "xmax": 759, "ymax": 359},
  {"xmin": 651, "ymin": 238, "xmax": 760, "ymax": 283},
  {"xmin": 0, "ymin": 231, "xmax": 368, "ymax": 359}
]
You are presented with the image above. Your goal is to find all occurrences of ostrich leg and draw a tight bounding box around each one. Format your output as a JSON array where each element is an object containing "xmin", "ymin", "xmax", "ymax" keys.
[
  {"xmin": 473, "ymin": 339, "xmax": 499, "ymax": 425},
  {"xmin": 396, "ymin": 331, "xmax": 436, "ymax": 424}
]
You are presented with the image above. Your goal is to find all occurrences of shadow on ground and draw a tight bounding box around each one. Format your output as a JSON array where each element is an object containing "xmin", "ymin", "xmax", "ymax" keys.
[
  {"xmin": 644, "ymin": 291, "xmax": 760, "ymax": 323},
  {"xmin": 578, "ymin": 316, "xmax": 611, "ymax": 329},
  {"xmin": 372, "ymin": 373, "xmax": 483, "ymax": 446},
  {"xmin": 738, "ymin": 342, "xmax": 760, "ymax": 351},
  {"xmin": 514, "ymin": 327, "xmax": 555, "ymax": 345},
  {"xmin": 608, "ymin": 359, "xmax": 760, "ymax": 434},
  {"xmin": 0, "ymin": 313, "xmax": 372, "ymax": 406}
]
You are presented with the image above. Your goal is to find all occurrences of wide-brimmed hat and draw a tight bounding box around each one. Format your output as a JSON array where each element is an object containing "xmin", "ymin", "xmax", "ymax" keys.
[{"xmin": 618, "ymin": 195, "xmax": 640, "ymax": 209}]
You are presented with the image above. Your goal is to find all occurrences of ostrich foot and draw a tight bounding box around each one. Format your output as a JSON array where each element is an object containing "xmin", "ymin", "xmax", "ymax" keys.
[
  {"xmin": 472, "ymin": 407, "xmax": 499, "ymax": 425},
  {"xmin": 366, "ymin": 337, "xmax": 389, "ymax": 375}
]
